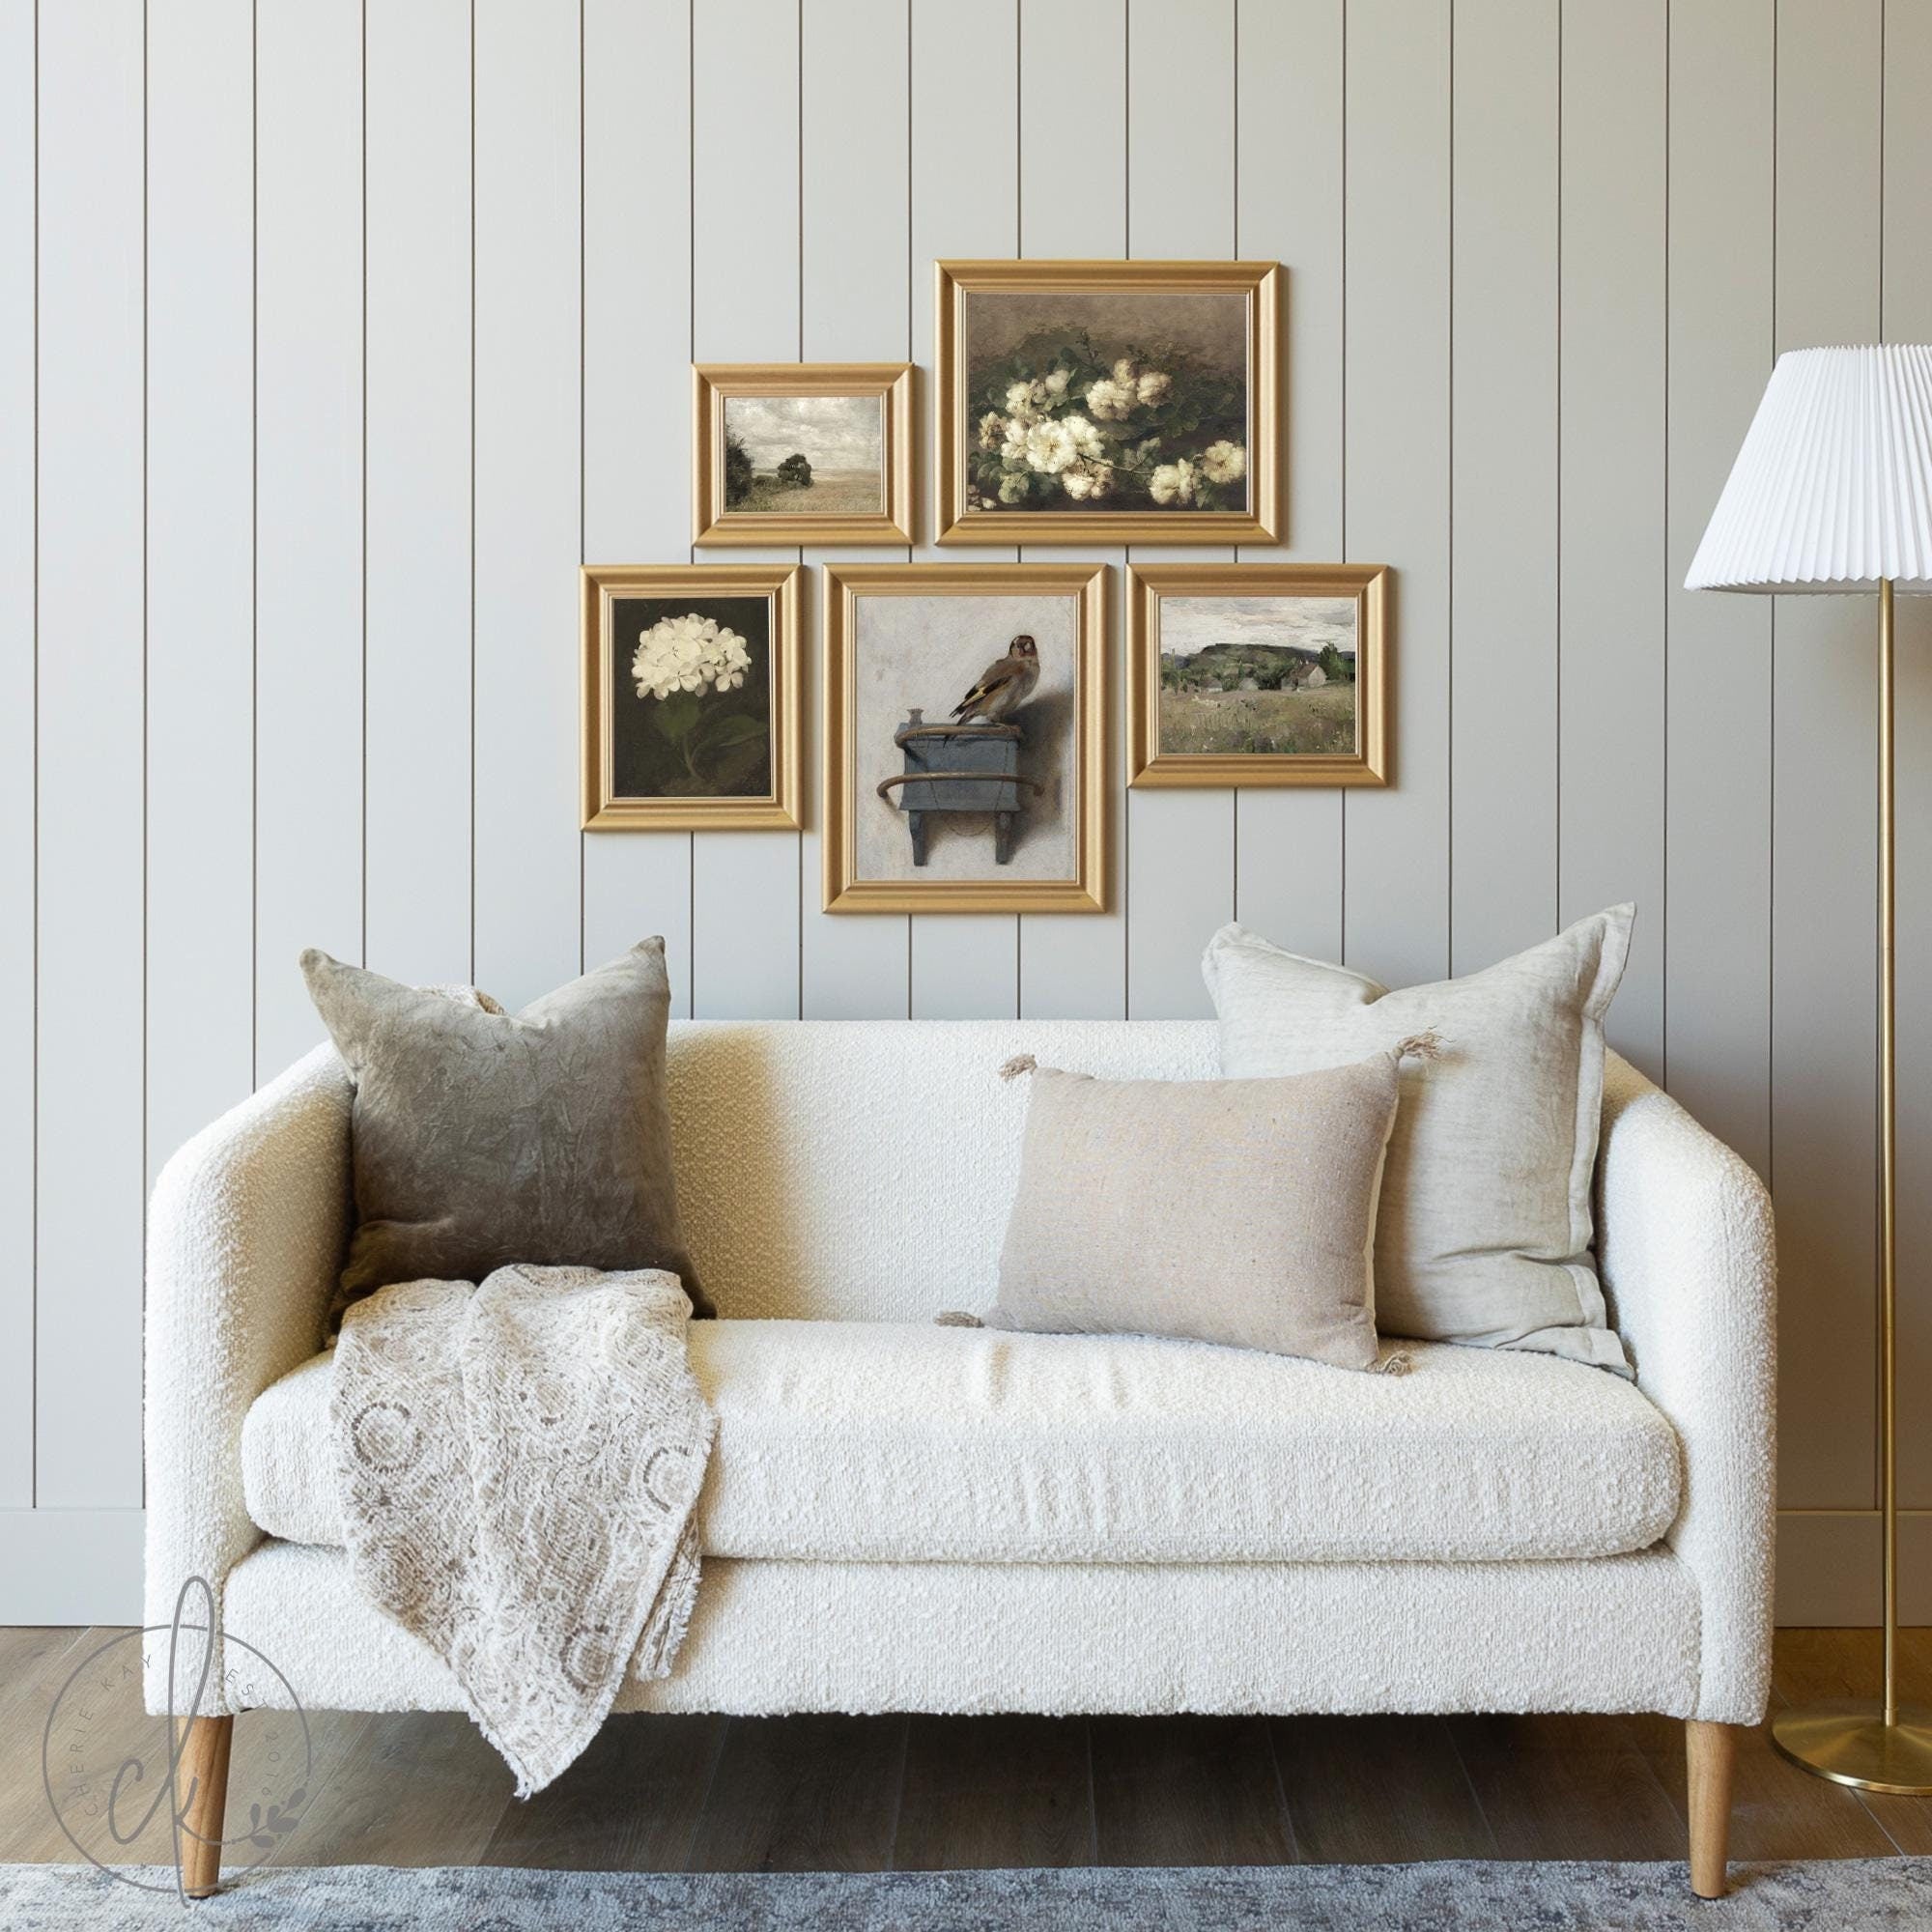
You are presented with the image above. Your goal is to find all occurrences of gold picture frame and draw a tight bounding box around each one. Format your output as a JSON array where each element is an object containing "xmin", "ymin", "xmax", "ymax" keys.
[
  {"xmin": 822, "ymin": 562, "xmax": 1111, "ymax": 913},
  {"xmin": 693, "ymin": 361, "xmax": 915, "ymax": 545},
  {"xmin": 582, "ymin": 562, "xmax": 804, "ymax": 830},
  {"xmin": 1128, "ymin": 562, "xmax": 1391, "ymax": 788},
  {"xmin": 935, "ymin": 258, "xmax": 1282, "ymax": 545}
]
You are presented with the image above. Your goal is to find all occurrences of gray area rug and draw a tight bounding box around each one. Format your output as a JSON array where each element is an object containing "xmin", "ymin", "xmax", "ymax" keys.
[{"xmin": 3, "ymin": 1860, "xmax": 1929, "ymax": 1930}]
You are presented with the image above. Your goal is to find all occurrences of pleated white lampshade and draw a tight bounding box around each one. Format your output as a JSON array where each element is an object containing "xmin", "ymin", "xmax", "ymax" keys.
[{"xmin": 1685, "ymin": 343, "xmax": 1932, "ymax": 594}]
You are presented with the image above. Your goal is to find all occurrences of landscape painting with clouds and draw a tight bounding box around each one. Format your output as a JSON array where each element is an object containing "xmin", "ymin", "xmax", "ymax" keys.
[
  {"xmin": 723, "ymin": 392, "xmax": 885, "ymax": 517},
  {"xmin": 1156, "ymin": 594, "xmax": 1358, "ymax": 757}
]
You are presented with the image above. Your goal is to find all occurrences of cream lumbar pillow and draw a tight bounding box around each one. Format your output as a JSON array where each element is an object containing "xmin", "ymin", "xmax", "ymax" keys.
[
  {"xmin": 1202, "ymin": 906, "xmax": 1634, "ymax": 1371},
  {"xmin": 981, "ymin": 1049, "xmax": 1416, "ymax": 1371}
]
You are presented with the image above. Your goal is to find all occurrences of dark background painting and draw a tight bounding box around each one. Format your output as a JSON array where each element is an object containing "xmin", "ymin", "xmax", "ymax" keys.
[{"xmin": 611, "ymin": 594, "xmax": 773, "ymax": 801}]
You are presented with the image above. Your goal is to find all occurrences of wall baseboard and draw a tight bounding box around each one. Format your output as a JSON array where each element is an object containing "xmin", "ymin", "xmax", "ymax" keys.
[
  {"xmin": 0, "ymin": 1509, "xmax": 144, "ymax": 1625},
  {"xmin": 0, "ymin": 1506, "xmax": 1916, "ymax": 1631}
]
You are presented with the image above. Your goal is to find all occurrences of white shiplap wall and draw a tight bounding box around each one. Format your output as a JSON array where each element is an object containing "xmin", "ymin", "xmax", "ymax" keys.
[{"xmin": 5, "ymin": 0, "xmax": 1929, "ymax": 1624}]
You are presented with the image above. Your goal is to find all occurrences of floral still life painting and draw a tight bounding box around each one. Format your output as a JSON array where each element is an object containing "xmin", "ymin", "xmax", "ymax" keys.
[
  {"xmin": 1128, "ymin": 563, "xmax": 1390, "ymax": 789},
  {"xmin": 936, "ymin": 261, "xmax": 1280, "ymax": 544},
  {"xmin": 582, "ymin": 564, "xmax": 803, "ymax": 830},
  {"xmin": 694, "ymin": 363, "xmax": 914, "ymax": 545}
]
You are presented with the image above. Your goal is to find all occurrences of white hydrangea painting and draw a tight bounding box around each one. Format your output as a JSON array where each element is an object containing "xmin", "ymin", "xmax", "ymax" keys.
[{"xmin": 611, "ymin": 596, "xmax": 772, "ymax": 800}]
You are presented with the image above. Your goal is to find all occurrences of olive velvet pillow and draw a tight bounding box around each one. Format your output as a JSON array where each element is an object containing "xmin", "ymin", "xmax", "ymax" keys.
[
  {"xmin": 1203, "ymin": 905, "xmax": 1633, "ymax": 1370},
  {"xmin": 982, "ymin": 1049, "xmax": 1410, "ymax": 1370},
  {"xmin": 301, "ymin": 939, "xmax": 709, "ymax": 1320}
]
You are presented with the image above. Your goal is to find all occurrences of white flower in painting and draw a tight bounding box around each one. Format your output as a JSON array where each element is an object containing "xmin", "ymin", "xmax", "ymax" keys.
[
  {"xmin": 1199, "ymin": 440, "xmax": 1245, "ymax": 485},
  {"xmin": 1060, "ymin": 460, "xmax": 1115, "ymax": 501},
  {"xmin": 1085, "ymin": 375, "xmax": 1137, "ymax": 421},
  {"xmin": 1112, "ymin": 357, "xmax": 1138, "ymax": 384},
  {"xmin": 1023, "ymin": 414, "xmax": 1103, "ymax": 474},
  {"xmin": 1043, "ymin": 367, "xmax": 1071, "ymax": 396},
  {"xmin": 1005, "ymin": 378, "xmax": 1054, "ymax": 420},
  {"xmin": 977, "ymin": 412, "xmax": 1007, "ymax": 451},
  {"xmin": 1134, "ymin": 369, "xmax": 1171, "ymax": 406},
  {"xmin": 1148, "ymin": 459, "xmax": 1197, "ymax": 506},
  {"xmin": 633, "ymin": 611, "xmax": 752, "ymax": 701},
  {"xmin": 1000, "ymin": 419, "xmax": 1032, "ymax": 469}
]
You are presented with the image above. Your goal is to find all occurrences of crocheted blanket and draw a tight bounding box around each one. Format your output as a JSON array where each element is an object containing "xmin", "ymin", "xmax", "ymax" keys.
[{"xmin": 329, "ymin": 1264, "xmax": 714, "ymax": 1795}]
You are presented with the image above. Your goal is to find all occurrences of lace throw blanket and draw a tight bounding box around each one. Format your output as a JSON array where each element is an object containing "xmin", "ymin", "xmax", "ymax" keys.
[{"xmin": 329, "ymin": 1264, "xmax": 714, "ymax": 1796}]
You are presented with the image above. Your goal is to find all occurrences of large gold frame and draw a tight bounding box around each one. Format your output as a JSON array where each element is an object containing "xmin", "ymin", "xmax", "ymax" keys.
[
  {"xmin": 822, "ymin": 562, "xmax": 1111, "ymax": 913},
  {"xmin": 935, "ymin": 258, "xmax": 1282, "ymax": 545},
  {"xmin": 693, "ymin": 362, "xmax": 915, "ymax": 546},
  {"xmin": 1127, "ymin": 562, "xmax": 1390, "ymax": 788},
  {"xmin": 582, "ymin": 562, "xmax": 804, "ymax": 831}
]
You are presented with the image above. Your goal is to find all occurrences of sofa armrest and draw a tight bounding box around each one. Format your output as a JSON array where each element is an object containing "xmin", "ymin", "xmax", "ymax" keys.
[
  {"xmin": 1596, "ymin": 1051, "xmax": 1776, "ymax": 1725},
  {"xmin": 143, "ymin": 1042, "xmax": 353, "ymax": 1710}
]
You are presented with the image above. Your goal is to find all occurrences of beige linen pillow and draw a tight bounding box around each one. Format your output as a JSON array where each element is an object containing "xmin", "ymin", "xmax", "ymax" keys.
[
  {"xmin": 982, "ymin": 1050, "xmax": 1410, "ymax": 1370},
  {"xmin": 302, "ymin": 938, "xmax": 709, "ymax": 1321},
  {"xmin": 1202, "ymin": 907, "xmax": 1633, "ymax": 1370}
]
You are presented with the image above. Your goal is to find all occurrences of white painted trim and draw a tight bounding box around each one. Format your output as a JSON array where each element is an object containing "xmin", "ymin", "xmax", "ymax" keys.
[{"xmin": 0, "ymin": 1509, "xmax": 144, "ymax": 1626}]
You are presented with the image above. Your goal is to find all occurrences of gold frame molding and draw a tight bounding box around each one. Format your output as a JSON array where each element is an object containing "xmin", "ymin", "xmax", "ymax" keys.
[
  {"xmin": 822, "ymin": 561, "xmax": 1111, "ymax": 913},
  {"xmin": 1127, "ymin": 562, "xmax": 1391, "ymax": 788},
  {"xmin": 693, "ymin": 362, "xmax": 915, "ymax": 546},
  {"xmin": 582, "ymin": 562, "xmax": 804, "ymax": 831},
  {"xmin": 935, "ymin": 258, "xmax": 1282, "ymax": 546}
]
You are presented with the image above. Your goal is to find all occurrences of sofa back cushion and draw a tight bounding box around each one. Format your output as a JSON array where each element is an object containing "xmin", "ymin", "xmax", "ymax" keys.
[{"xmin": 664, "ymin": 1021, "xmax": 1216, "ymax": 1320}]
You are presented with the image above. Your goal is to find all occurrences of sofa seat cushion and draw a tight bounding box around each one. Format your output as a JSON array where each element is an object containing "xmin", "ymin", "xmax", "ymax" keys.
[{"xmin": 242, "ymin": 1321, "xmax": 1680, "ymax": 1563}]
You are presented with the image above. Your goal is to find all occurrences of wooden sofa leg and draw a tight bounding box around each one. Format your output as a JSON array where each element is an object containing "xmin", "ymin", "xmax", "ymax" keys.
[
  {"xmin": 176, "ymin": 1714, "xmax": 233, "ymax": 1900},
  {"xmin": 1687, "ymin": 1719, "xmax": 1739, "ymax": 1899}
]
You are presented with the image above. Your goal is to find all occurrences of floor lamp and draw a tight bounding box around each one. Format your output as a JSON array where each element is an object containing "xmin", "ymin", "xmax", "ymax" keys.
[{"xmin": 1687, "ymin": 342, "xmax": 1932, "ymax": 1793}]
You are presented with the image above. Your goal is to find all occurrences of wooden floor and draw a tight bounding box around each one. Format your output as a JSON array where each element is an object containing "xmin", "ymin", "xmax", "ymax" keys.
[{"xmin": 4, "ymin": 1626, "xmax": 1931, "ymax": 1872}]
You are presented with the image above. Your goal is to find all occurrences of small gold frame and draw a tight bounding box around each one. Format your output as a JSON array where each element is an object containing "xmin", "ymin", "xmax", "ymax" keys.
[
  {"xmin": 582, "ymin": 562, "xmax": 804, "ymax": 830},
  {"xmin": 935, "ymin": 258, "xmax": 1282, "ymax": 546},
  {"xmin": 693, "ymin": 362, "xmax": 915, "ymax": 546},
  {"xmin": 822, "ymin": 561, "xmax": 1111, "ymax": 913},
  {"xmin": 1128, "ymin": 562, "xmax": 1391, "ymax": 788}
]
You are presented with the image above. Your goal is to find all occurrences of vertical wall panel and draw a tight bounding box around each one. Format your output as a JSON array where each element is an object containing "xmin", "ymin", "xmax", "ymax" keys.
[
  {"xmin": 1770, "ymin": 0, "xmax": 1883, "ymax": 1509},
  {"xmin": 147, "ymin": 0, "xmax": 254, "ymax": 1181},
  {"xmin": 35, "ymin": 0, "xmax": 146, "ymax": 1507},
  {"xmin": 689, "ymin": 0, "xmax": 803, "ymax": 1019},
  {"xmin": 1232, "ymin": 0, "xmax": 1344, "ymax": 963},
  {"xmin": 582, "ymin": 0, "xmax": 694, "ymax": 1005},
  {"xmin": 1886, "ymin": 0, "xmax": 1932, "ymax": 1509},
  {"xmin": 1342, "ymin": 0, "xmax": 1451, "ymax": 988},
  {"xmin": 1558, "ymin": 0, "xmax": 1666, "ymax": 1077},
  {"xmin": 365, "ymin": 0, "xmax": 472, "ymax": 989},
  {"xmin": 799, "ymin": 0, "xmax": 911, "ymax": 1019},
  {"xmin": 1014, "ymin": 0, "xmax": 1127, "ymax": 1020},
  {"xmin": 1449, "ymin": 0, "xmax": 1557, "ymax": 975},
  {"xmin": 1664, "ymin": 0, "xmax": 1774, "ymax": 1179},
  {"xmin": 472, "ymin": 0, "xmax": 580, "ymax": 1009},
  {"xmin": 254, "ymin": 0, "xmax": 362, "ymax": 1070},
  {"xmin": 0, "ymin": 0, "xmax": 35, "ymax": 1505},
  {"xmin": 906, "ymin": 0, "xmax": 1022, "ymax": 1019},
  {"xmin": 1121, "ymin": 0, "xmax": 1236, "ymax": 1020}
]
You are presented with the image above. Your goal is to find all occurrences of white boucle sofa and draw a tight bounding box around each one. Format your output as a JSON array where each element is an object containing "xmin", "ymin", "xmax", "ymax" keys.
[{"xmin": 145, "ymin": 1020, "xmax": 1776, "ymax": 1898}]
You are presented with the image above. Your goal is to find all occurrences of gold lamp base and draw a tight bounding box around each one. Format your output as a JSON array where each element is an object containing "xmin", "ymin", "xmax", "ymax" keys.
[{"xmin": 1771, "ymin": 1700, "xmax": 1932, "ymax": 1794}]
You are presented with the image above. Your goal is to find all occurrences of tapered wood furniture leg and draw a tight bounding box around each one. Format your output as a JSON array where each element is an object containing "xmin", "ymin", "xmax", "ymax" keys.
[
  {"xmin": 1686, "ymin": 1719, "xmax": 1739, "ymax": 1899},
  {"xmin": 176, "ymin": 1714, "xmax": 233, "ymax": 1900}
]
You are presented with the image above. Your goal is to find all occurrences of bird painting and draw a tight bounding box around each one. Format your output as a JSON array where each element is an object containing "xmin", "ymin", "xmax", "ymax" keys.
[{"xmin": 950, "ymin": 634, "xmax": 1040, "ymax": 724}]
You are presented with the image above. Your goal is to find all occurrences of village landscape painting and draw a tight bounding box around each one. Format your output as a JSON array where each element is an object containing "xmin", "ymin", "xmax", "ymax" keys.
[
  {"xmin": 1128, "ymin": 563, "xmax": 1390, "ymax": 787},
  {"xmin": 1158, "ymin": 595, "xmax": 1358, "ymax": 757}
]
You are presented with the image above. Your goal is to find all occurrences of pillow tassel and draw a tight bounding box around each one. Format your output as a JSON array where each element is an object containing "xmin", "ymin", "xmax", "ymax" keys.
[
  {"xmin": 1392, "ymin": 1031, "xmax": 1445, "ymax": 1064},
  {"xmin": 999, "ymin": 1053, "xmax": 1038, "ymax": 1082}
]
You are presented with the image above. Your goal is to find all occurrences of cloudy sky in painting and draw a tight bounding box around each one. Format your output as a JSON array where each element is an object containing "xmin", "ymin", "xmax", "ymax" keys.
[
  {"xmin": 1159, "ymin": 594, "xmax": 1356, "ymax": 658},
  {"xmin": 724, "ymin": 393, "xmax": 884, "ymax": 471}
]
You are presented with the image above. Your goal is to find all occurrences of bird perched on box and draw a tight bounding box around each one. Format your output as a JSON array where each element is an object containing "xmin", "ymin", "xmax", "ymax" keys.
[{"xmin": 951, "ymin": 635, "xmax": 1039, "ymax": 724}]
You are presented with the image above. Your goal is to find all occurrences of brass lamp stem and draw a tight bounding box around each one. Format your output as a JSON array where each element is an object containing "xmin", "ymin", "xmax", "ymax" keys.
[
  {"xmin": 1880, "ymin": 575, "xmax": 1897, "ymax": 1731},
  {"xmin": 1770, "ymin": 575, "xmax": 1932, "ymax": 1792}
]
